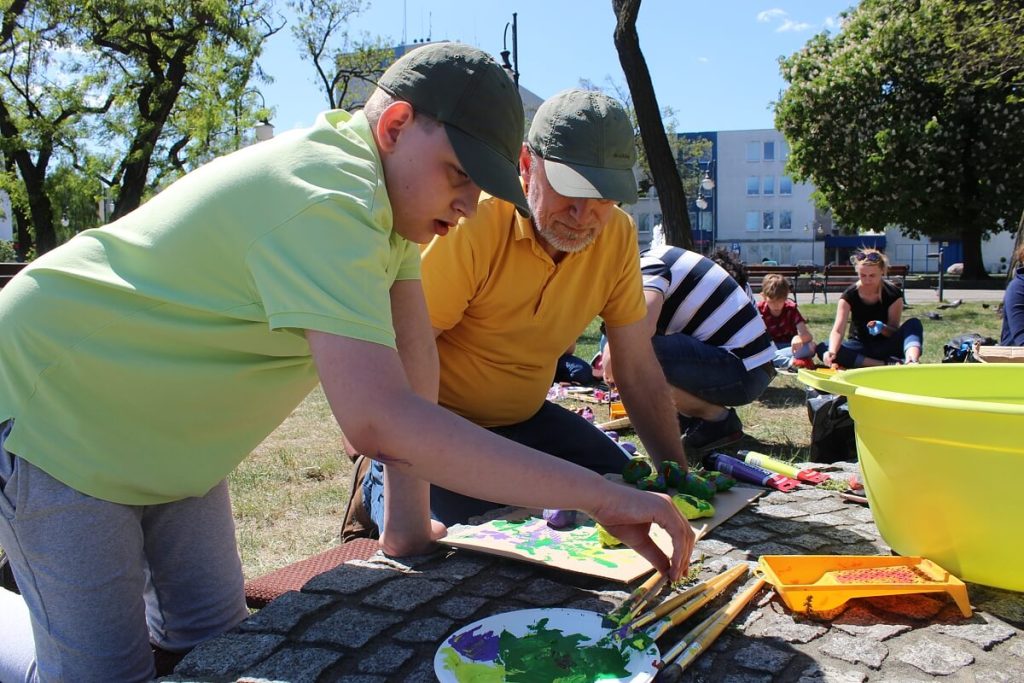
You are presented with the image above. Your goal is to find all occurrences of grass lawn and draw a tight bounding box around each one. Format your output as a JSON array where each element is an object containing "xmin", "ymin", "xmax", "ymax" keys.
[{"xmin": 232, "ymin": 299, "xmax": 1005, "ymax": 580}]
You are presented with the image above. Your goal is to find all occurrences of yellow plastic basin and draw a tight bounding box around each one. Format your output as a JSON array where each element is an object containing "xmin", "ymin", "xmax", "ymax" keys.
[{"xmin": 798, "ymin": 365, "xmax": 1024, "ymax": 591}]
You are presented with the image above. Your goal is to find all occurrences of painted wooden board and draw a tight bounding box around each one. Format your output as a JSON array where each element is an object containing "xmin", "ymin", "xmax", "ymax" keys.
[
  {"xmin": 434, "ymin": 608, "xmax": 659, "ymax": 682},
  {"xmin": 440, "ymin": 486, "xmax": 762, "ymax": 583}
]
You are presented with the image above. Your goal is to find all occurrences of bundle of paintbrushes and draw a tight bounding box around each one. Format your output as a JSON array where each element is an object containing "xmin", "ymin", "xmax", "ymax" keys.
[{"xmin": 602, "ymin": 564, "xmax": 766, "ymax": 675}]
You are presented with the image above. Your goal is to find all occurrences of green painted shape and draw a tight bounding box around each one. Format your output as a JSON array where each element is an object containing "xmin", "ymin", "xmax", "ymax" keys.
[
  {"xmin": 497, "ymin": 617, "xmax": 633, "ymax": 682},
  {"xmin": 440, "ymin": 645, "xmax": 506, "ymax": 682}
]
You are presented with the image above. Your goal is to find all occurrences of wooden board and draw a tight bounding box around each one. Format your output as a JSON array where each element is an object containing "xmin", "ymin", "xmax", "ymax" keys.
[{"xmin": 440, "ymin": 486, "xmax": 762, "ymax": 583}]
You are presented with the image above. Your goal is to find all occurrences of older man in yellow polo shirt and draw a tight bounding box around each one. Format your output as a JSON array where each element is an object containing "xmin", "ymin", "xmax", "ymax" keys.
[{"xmin": 359, "ymin": 89, "xmax": 689, "ymax": 551}]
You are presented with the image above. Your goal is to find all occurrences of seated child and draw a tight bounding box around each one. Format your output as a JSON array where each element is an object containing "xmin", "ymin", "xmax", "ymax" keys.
[{"xmin": 756, "ymin": 273, "xmax": 816, "ymax": 369}]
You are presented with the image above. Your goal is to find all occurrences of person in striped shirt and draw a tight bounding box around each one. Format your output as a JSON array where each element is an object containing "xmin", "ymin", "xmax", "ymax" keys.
[{"xmin": 604, "ymin": 245, "xmax": 775, "ymax": 459}]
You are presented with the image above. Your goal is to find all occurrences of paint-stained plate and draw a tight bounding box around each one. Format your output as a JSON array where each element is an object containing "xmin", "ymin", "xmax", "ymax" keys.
[{"xmin": 434, "ymin": 608, "xmax": 659, "ymax": 682}]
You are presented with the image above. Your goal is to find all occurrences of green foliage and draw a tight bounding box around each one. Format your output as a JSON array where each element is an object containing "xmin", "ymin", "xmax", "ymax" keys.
[
  {"xmin": 288, "ymin": 0, "xmax": 390, "ymax": 110},
  {"xmin": 775, "ymin": 0, "xmax": 1024, "ymax": 278},
  {"xmin": 0, "ymin": 241, "xmax": 16, "ymax": 262}
]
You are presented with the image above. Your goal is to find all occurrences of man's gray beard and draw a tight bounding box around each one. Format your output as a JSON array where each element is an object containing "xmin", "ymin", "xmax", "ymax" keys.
[{"xmin": 533, "ymin": 221, "xmax": 595, "ymax": 254}]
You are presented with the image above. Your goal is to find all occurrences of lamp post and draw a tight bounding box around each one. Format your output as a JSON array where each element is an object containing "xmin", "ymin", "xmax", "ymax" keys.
[
  {"xmin": 695, "ymin": 163, "xmax": 714, "ymax": 254},
  {"xmin": 804, "ymin": 223, "xmax": 825, "ymax": 267},
  {"xmin": 251, "ymin": 89, "xmax": 274, "ymax": 142},
  {"xmin": 500, "ymin": 13, "xmax": 519, "ymax": 86}
]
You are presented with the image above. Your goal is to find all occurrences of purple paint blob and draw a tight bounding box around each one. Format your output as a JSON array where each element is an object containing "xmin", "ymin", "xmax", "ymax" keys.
[{"xmin": 448, "ymin": 625, "xmax": 500, "ymax": 662}]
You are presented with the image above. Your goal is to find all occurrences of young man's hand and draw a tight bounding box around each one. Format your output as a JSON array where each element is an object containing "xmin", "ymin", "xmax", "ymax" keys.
[{"xmin": 587, "ymin": 486, "xmax": 695, "ymax": 583}]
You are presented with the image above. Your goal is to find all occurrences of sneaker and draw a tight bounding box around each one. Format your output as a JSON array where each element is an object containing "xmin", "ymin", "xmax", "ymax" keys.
[
  {"xmin": 340, "ymin": 455, "xmax": 379, "ymax": 542},
  {"xmin": 682, "ymin": 408, "xmax": 744, "ymax": 455}
]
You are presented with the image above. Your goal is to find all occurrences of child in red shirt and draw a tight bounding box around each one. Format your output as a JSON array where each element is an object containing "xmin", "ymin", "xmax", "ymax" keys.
[{"xmin": 756, "ymin": 273, "xmax": 816, "ymax": 369}]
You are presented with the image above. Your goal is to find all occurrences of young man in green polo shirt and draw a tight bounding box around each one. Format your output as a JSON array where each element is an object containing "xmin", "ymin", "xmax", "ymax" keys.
[{"xmin": 0, "ymin": 46, "xmax": 694, "ymax": 682}]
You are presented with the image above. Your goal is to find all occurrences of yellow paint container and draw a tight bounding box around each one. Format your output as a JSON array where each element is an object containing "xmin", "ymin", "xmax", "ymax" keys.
[{"xmin": 798, "ymin": 364, "xmax": 1024, "ymax": 591}]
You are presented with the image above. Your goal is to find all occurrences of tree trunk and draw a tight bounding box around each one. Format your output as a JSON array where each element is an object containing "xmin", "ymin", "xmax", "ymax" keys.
[
  {"xmin": 611, "ymin": 0, "xmax": 692, "ymax": 249},
  {"xmin": 959, "ymin": 224, "xmax": 989, "ymax": 280},
  {"xmin": 1010, "ymin": 209, "xmax": 1024, "ymax": 283}
]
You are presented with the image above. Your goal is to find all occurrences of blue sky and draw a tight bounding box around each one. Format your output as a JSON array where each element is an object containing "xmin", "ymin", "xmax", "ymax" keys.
[{"xmin": 258, "ymin": 1, "xmax": 859, "ymax": 134}]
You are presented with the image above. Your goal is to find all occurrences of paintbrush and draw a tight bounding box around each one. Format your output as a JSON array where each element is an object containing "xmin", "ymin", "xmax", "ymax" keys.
[
  {"xmin": 602, "ymin": 571, "xmax": 667, "ymax": 628},
  {"xmin": 657, "ymin": 577, "xmax": 767, "ymax": 670},
  {"xmin": 630, "ymin": 563, "xmax": 748, "ymax": 632},
  {"xmin": 635, "ymin": 564, "xmax": 748, "ymax": 641}
]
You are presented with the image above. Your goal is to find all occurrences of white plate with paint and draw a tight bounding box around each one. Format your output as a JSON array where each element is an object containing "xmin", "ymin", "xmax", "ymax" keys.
[{"xmin": 434, "ymin": 607, "xmax": 659, "ymax": 682}]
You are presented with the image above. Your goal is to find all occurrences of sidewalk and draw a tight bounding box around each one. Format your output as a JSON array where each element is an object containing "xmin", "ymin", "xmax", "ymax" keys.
[{"xmin": 903, "ymin": 287, "xmax": 1005, "ymax": 305}]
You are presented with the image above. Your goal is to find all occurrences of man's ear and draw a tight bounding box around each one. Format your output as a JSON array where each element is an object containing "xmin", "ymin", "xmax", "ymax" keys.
[
  {"xmin": 519, "ymin": 144, "xmax": 533, "ymax": 185},
  {"xmin": 375, "ymin": 101, "xmax": 416, "ymax": 154}
]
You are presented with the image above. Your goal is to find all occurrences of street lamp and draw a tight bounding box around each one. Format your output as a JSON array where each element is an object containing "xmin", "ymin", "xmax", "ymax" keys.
[
  {"xmin": 803, "ymin": 223, "xmax": 825, "ymax": 267},
  {"xmin": 695, "ymin": 162, "xmax": 714, "ymax": 253},
  {"xmin": 250, "ymin": 89, "xmax": 274, "ymax": 142},
  {"xmin": 500, "ymin": 13, "xmax": 519, "ymax": 87}
]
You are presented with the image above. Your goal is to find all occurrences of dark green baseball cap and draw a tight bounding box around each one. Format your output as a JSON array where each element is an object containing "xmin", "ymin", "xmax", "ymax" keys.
[
  {"xmin": 378, "ymin": 42, "xmax": 529, "ymax": 216},
  {"xmin": 528, "ymin": 89, "xmax": 638, "ymax": 204}
]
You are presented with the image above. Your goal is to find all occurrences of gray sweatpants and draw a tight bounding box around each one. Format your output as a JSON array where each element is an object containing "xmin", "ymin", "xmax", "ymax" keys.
[{"xmin": 0, "ymin": 421, "xmax": 249, "ymax": 682}]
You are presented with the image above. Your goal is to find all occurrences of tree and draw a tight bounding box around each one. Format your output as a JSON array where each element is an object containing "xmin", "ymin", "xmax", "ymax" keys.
[
  {"xmin": 289, "ymin": 0, "xmax": 391, "ymax": 110},
  {"xmin": 776, "ymin": 0, "xmax": 1024, "ymax": 279},
  {"xmin": 0, "ymin": 1, "xmax": 277, "ymax": 255},
  {"xmin": 611, "ymin": 0, "xmax": 692, "ymax": 249}
]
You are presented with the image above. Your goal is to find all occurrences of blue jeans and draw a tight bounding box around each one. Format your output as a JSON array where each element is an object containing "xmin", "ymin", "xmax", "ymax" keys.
[
  {"xmin": 819, "ymin": 318, "xmax": 924, "ymax": 368},
  {"xmin": 772, "ymin": 340, "xmax": 816, "ymax": 369},
  {"xmin": 651, "ymin": 334, "xmax": 774, "ymax": 407},
  {"xmin": 362, "ymin": 401, "xmax": 629, "ymax": 527}
]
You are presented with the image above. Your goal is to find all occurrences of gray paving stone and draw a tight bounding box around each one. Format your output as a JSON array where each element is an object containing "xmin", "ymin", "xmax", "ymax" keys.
[
  {"xmin": 515, "ymin": 577, "xmax": 577, "ymax": 606},
  {"xmin": 975, "ymin": 670, "xmax": 1024, "ymax": 683},
  {"xmin": 403, "ymin": 659, "xmax": 440, "ymax": 683},
  {"xmin": 754, "ymin": 504, "xmax": 809, "ymax": 519},
  {"xmin": 714, "ymin": 526, "xmax": 775, "ymax": 544},
  {"xmin": 753, "ymin": 608, "xmax": 829, "ymax": 643},
  {"xmin": 695, "ymin": 538, "xmax": 735, "ymax": 556},
  {"xmin": 174, "ymin": 633, "xmax": 286, "ymax": 678},
  {"xmin": 361, "ymin": 577, "xmax": 451, "ymax": 611},
  {"xmin": 786, "ymin": 533, "xmax": 833, "ymax": 551},
  {"xmin": 238, "ymin": 591, "xmax": 337, "ymax": 634},
  {"xmin": 896, "ymin": 636, "xmax": 974, "ymax": 675},
  {"xmin": 802, "ymin": 512, "xmax": 853, "ymax": 526},
  {"xmin": 794, "ymin": 497, "xmax": 848, "ymax": 514},
  {"xmin": 832, "ymin": 621, "xmax": 912, "ymax": 641},
  {"xmin": 932, "ymin": 621, "xmax": 1017, "ymax": 649},
  {"xmin": 435, "ymin": 594, "xmax": 489, "ymax": 619},
  {"xmin": 393, "ymin": 616, "xmax": 455, "ymax": 643},
  {"xmin": 302, "ymin": 564, "xmax": 399, "ymax": 595},
  {"xmin": 298, "ymin": 607, "xmax": 403, "ymax": 648},
  {"xmin": 565, "ymin": 595, "xmax": 618, "ymax": 613},
  {"xmin": 243, "ymin": 645, "xmax": 342, "ymax": 681},
  {"xmin": 747, "ymin": 541, "xmax": 801, "ymax": 557},
  {"xmin": 796, "ymin": 663, "xmax": 868, "ymax": 682},
  {"xmin": 974, "ymin": 589, "xmax": 1024, "ymax": 625},
  {"xmin": 357, "ymin": 644, "xmax": 414, "ymax": 674},
  {"xmin": 422, "ymin": 553, "xmax": 491, "ymax": 583},
  {"xmin": 722, "ymin": 672, "xmax": 773, "ymax": 683},
  {"xmin": 1009, "ymin": 636, "xmax": 1024, "ymax": 658},
  {"xmin": 493, "ymin": 562, "xmax": 535, "ymax": 581},
  {"xmin": 819, "ymin": 632, "xmax": 889, "ymax": 669},
  {"xmin": 329, "ymin": 676, "xmax": 385, "ymax": 683},
  {"xmin": 463, "ymin": 574, "xmax": 517, "ymax": 598},
  {"xmin": 733, "ymin": 640, "xmax": 795, "ymax": 672}
]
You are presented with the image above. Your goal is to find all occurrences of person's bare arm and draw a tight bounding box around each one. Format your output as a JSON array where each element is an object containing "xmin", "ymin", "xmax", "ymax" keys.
[
  {"xmin": 307, "ymin": 329, "xmax": 695, "ymax": 580},
  {"xmin": 605, "ymin": 315, "xmax": 687, "ymax": 470},
  {"xmin": 823, "ymin": 300, "xmax": 851, "ymax": 367},
  {"xmin": 378, "ymin": 279, "xmax": 446, "ymax": 556}
]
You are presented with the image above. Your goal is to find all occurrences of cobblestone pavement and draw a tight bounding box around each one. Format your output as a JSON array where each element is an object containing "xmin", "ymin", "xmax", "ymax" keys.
[{"xmin": 166, "ymin": 462, "xmax": 1024, "ymax": 682}]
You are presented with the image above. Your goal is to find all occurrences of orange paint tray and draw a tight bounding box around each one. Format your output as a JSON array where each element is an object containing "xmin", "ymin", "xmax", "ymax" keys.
[{"xmin": 757, "ymin": 555, "xmax": 972, "ymax": 617}]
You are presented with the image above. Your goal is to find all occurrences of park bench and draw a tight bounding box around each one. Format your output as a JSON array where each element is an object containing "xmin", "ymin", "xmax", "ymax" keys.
[
  {"xmin": 0, "ymin": 262, "xmax": 27, "ymax": 289},
  {"xmin": 745, "ymin": 265, "xmax": 815, "ymax": 303},
  {"xmin": 812, "ymin": 264, "xmax": 909, "ymax": 304}
]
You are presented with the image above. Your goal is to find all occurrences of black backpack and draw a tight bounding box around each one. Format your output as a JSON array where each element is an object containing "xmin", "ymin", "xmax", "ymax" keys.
[
  {"xmin": 942, "ymin": 333, "xmax": 997, "ymax": 363},
  {"xmin": 806, "ymin": 388, "xmax": 857, "ymax": 463}
]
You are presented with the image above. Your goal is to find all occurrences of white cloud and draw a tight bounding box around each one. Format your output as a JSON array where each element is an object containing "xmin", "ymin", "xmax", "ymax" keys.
[
  {"xmin": 757, "ymin": 8, "xmax": 787, "ymax": 23},
  {"xmin": 824, "ymin": 16, "xmax": 837, "ymax": 28},
  {"xmin": 697, "ymin": 56, "xmax": 710, "ymax": 64},
  {"xmin": 777, "ymin": 19, "xmax": 812, "ymax": 32}
]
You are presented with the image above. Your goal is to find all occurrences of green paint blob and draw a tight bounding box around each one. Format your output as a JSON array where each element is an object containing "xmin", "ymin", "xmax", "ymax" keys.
[
  {"xmin": 441, "ymin": 645, "xmax": 507, "ymax": 682},
  {"xmin": 497, "ymin": 617, "xmax": 632, "ymax": 682}
]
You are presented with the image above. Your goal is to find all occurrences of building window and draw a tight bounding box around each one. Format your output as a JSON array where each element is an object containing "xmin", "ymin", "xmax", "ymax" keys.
[
  {"xmin": 637, "ymin": 213, "xmax": 651, "ymax": 233},
  {"xmin": 779, "ymin": 176, "xmax": 793, "ymax": 195},
  {"xmin": 763, "ymin": 141, "xmax": 775, "ymax": 161},
  {"xmin": 763, "ymin": 175, "xmax": 774, "ymax": 195},
  {"xmin": 763, "ymin": 211, "xmax": 774, "ymax": 231},
  {"xmin": 746, "ymin": 142, "xmax": 760, "ymax": 162},
  {"xmin": 746, "ymin": 176, "xmax": 760, "ymax": 196},
  {"xmin": 746, "ymin": 211, "xmax": 760, "ymax": 232},
  {"xmin": 780, "ymin": 210, "xmax": 792, "ymax": 231}
]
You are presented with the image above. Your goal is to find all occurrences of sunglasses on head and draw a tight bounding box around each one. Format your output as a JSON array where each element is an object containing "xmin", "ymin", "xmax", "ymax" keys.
[{"xmin": 853, "ymin": 251, "xmax": 882, "ymax": 263}]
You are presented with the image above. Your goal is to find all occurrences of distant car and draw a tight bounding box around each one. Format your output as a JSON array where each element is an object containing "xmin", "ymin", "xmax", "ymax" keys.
[{"xmin": 947, "ymin": 262, "xmax": 964, "ymax": 276}]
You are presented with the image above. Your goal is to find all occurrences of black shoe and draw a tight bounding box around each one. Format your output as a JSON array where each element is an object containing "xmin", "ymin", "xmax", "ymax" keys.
[{"xmin": 682, "ymin": 409, "xmax": 743, "ymax": 455}]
